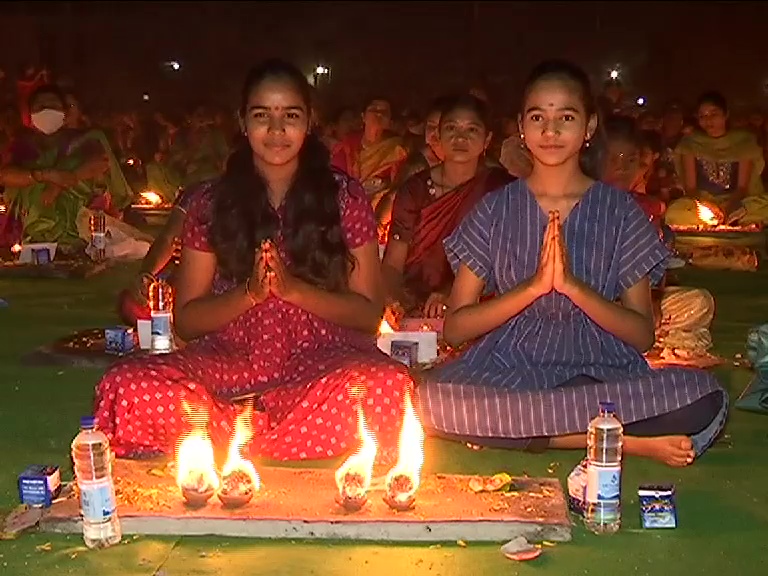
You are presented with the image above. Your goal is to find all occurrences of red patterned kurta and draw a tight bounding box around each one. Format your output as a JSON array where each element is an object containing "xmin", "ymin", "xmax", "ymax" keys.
[{"xmin": 95, "ymin": 173, "xmax": 412, "ymax": 461}]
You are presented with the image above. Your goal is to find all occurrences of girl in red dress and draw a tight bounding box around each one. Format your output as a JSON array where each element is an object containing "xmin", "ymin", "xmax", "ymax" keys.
[{"xmin": 95, "ymin": 59, "xmax": 412, "ymax": 461}]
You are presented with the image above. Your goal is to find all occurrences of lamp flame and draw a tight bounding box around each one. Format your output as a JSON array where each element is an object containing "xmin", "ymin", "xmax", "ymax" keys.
[
  {"xmin": 175, "ymin": 400, "xmax": 220, "ymax": 494},
  {"xmin": 139, "ymin": 190, "xmax": 163, "ymax": 207},
  {"xmin": 335, "ymin": 405, "xmax": 378, "ymax": 506},
  {"xmin": 695, "ymin": 201, "xmax": 720, "ymax": 226},
  {"xmin": 384, "ymin": 388, "xmax": 425, "ymax": 509},
  {"xmin": 220, "ymin": 399, "xmax": 260, "ymax": 491},
  {"xmin": 379, "ymin": 319, "xmax": 394, "ymax": 334}
]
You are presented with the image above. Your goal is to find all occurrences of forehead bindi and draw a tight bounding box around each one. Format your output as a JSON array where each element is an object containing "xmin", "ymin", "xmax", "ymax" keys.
[
  {"xmin": 526, "ymin": 81, "xmax": 584, "ymax": 113},
  {"xmin": 247, "ymin": 81, "xmax": 306, "ymax": 112}
]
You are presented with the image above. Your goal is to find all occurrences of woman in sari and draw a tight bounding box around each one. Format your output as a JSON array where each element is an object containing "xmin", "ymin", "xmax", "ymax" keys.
[
  {"xmin": 331, "ymin": 97, "xmax": 408, "ymax": 213},
  {"xmin": 382, "ymin": 95, "xmax": 514, "ymax": 318},
  {"xmin": 374, "ymin": 97, "xmax": 447, "ymax": 233},
  {"xmin": 0, "ymin": 84, "xmax": 133, "ymax": 248},
  {"xmin": 666, "ymin": 92, "xmax": 768, "ymax": 226},
  {"xmin": 603, "ymin": 116, "xmax": 715, "ymax": 362}
]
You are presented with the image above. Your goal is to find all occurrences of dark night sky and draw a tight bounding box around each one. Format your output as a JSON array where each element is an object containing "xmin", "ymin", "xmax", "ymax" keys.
[{"xmin": 0, "ymin": 1, "xmax": 766, "ymax": 115}]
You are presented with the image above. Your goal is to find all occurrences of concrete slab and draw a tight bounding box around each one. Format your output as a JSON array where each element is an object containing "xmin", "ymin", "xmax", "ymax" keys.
[{"xmin": 41, "ymin": 459, "xmax": 572, "ymax": 543}]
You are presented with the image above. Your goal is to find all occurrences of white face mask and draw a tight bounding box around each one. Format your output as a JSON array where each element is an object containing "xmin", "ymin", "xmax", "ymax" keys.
[{"xmin": 31, "ymin": 109, "xmax": 65, "ymax": 135}]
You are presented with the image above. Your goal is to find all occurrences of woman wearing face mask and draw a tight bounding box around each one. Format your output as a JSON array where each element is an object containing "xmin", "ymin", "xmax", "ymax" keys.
[
  {"xmin": 382, "ymin": 94, "xmax": 513, "ymax": 319},
  {"xmin": 665, "ymin": 91, "xmax": 768, "ymax": 227},
  {"xmin": 0, "ymin": 85, "xmax": 133, "ymax": 248}
]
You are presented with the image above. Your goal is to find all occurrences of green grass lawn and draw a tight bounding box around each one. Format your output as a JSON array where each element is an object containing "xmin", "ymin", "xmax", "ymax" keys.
[{"xmin": 0, "ymin": 263, "xmax": 765, "ymax": 575}]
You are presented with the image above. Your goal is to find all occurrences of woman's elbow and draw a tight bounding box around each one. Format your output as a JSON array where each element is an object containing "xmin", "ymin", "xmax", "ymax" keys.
[
  {"xmin": 637, "ymin": 324, "xmax": 656, "ymax": 353},
  {"xmin": 442, "ymin": 316, "xmax": 465, "ymax": 348},
  {"xmin": 173, "ymin": 308, "xmax": 196, "ymax": 342}
]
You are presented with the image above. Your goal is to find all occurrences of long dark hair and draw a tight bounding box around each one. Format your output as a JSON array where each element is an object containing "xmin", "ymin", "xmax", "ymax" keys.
[
  {"xmin": 210, "ymin": 59, "xmax": 351, "ymax": 291},
  {"xmin": 521, "ymin": 59, "xmax": 604, "ymax": 180}
]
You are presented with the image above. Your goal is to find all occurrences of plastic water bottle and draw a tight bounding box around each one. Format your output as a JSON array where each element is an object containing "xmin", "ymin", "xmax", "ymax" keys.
[
  {"xmin": 89, "ymin": 210, "xmax": 107, "ymax": 262},
  {"xmin": 584, "ymin": 401, "xmax": 623, "ymax": 534},
  {"xmin": 71, "ymin": 416, "xmax": 121, "ymax": 548},
  {"xmin": 149, "ymin": 278, "xmax": 175, "ymax": 354}
]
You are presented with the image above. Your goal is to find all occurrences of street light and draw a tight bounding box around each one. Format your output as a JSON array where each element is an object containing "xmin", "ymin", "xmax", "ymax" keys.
[
  {"xmin": 313, "ymin": 64, "xmax": 331, "ymax": 87},
  {"xmin": 636, "ymin": 96, "xmax": 646, "ymax": 106},
  {"xmin": 609, "ymin": 69, "xmax": 620, "ymax": 81}
]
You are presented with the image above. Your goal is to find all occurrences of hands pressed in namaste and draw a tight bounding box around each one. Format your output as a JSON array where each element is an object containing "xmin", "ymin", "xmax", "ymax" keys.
[{"xmin": 530, "ymin": 210, "xmax": 579, "ymax": 298}]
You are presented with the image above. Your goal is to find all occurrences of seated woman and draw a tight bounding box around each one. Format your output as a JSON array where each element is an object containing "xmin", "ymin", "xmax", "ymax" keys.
[
  {"xmin": 95, "ymin": 59, "xmax": 411, "ymax": 461},
  {"xmin": 666, "ymin": 91, "xmax": 768, "ymax": 226},
  {"xmin": 331, "ymin": 97, "xmax": 408, "ymax": 215},
  {"xmin": 382, "ymin": 94, "xmax": 514, "ymax": 318},
  {"xmin": 417, "ymin": 60, "xmax": 727, "ymax": 467},
  {"xmin": 603, "ymin": 116, "xmax": 716, "ymax": 360},
  {"xmin": 0, "ymin": 84, "xmax": 132, "ymax": 248},
  {"xmin": 117, "ymin": 183, "xmax": 204, "ymax": 325}
]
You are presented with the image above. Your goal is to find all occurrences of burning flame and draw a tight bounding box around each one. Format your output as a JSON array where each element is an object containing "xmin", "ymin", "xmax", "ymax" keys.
[
  {"xmin": 385, "ymin": 389, "xmax": 425, "ymax": 503},
  {"xmin": 335, "ymin": 405, "xmax": 378, "ymax": 499},
  {"xmin": 696, "ymin": 201, "xmax": 720, "ymax": 226},
  {"xmin": 221, "ymin": 399, "xmax": 260, "ymax": 490},
  {"xmin": 0, "ymin": 201, "xmax": 6, "ymax": 214},
  {"xmin": 379, "ymin": 319, "xmax": 394, "ymax": 334},
  {"xmin": 176, "ymin": 401, "xmax": 220, "ymax": 492},
  {"xmin": 140, "ymin": 190, "xmax": 163, "ymax": 206},
  {"xmin": 11, "ymin": 243, "xmax": 22, "ymax": 254}
]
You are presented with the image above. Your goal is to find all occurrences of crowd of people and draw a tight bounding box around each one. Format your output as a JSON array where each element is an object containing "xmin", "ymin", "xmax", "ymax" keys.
[{"xmin": 3, "ymin": 56, "xmax": 764, "ymax": 468}]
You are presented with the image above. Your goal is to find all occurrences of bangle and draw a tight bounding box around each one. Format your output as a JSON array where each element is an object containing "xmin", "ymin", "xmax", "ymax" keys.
[
  {"xmin": 244, "ymin": 278, "xmax": 259, "ymax": 306},
  {"xmin": 140, "ymin": 272, "xmax": 157, "ymax": 285}
]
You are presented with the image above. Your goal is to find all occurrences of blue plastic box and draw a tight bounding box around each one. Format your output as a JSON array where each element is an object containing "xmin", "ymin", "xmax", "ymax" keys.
[
  {"xmin": 18, "ymin": 465, "xmax": 62, "ymax": 508},
  {"xmin": 105, "ymin": 326, "xmax": 135, "ymax": 355}
]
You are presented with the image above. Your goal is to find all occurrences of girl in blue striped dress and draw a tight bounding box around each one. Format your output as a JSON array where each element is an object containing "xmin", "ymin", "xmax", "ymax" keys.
[{"xmin": 417, "ymin": 60, "xmax": 727, "ymax": 467}]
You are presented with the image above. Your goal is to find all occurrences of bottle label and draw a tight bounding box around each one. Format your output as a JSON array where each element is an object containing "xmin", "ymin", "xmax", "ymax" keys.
[
  {"xmin": 151, "ymin": 311, "xmax": 172, "ymax": 337},
  {"xmin": 79, "ymin": 478, "xmax": 116, "ymax": 522},
  {"xmin": 586, "ymin": 463, "xmax": 621, "ymax": 503},
  {"xmin": 92, "ymin": 232, "xmax": 106, "ymax": 250}
]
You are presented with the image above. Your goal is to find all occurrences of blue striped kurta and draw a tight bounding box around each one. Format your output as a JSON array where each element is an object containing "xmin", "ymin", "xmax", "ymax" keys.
[{"xmin": 418, "ymin": 181, "xmax": 727, "ymax": 455}]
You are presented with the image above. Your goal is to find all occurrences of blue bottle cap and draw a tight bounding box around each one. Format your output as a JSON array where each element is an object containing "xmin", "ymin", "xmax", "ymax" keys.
[
  {"xmin": 80, "ymin": 416, "xmax": 96, "ymax": 429},
  {"xmin": 599, "ymin": 401, "xmax": 616, "ymax": 413}
]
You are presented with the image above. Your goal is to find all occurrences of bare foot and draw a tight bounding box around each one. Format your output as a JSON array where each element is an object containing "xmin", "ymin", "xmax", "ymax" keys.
[{"xmin": 625, "ymin": 435, "xmax": 696, "ymax": 467}]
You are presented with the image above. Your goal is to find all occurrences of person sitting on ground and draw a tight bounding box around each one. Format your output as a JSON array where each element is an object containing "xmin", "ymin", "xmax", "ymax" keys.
[
  {"xmin": 382, "ymin": 94, "xmax": 513, "ymax": 319},
  {"xmin": 331, "ymin": 96, "xmax": 408, "ymax": 216},
  {"xmin": 666, "ymin": 91, "xmax": 768, "ymax": 226},
  {"xmin": 95, "ymin": 59, "xmax": 412, "ymax": 461},
  {"xmin": 603, "ymin": 115, "xmax": 716, "ymax": 362},
  {"xmin": 416, "ymin": 59, "xmax": 727, "ymax": 467},
  {"xmin": 117, "ymin": 183, "xmax": 204, "ymax": 325},
  {"xmin": 0, "ymin": 84, "xmax": 132, "ymax": 249}
]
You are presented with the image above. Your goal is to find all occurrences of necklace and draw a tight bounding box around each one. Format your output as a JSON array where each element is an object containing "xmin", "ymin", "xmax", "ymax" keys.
[{"xmin": 428, "ymin": 164, "xmax": 476, "ymax": 197}]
